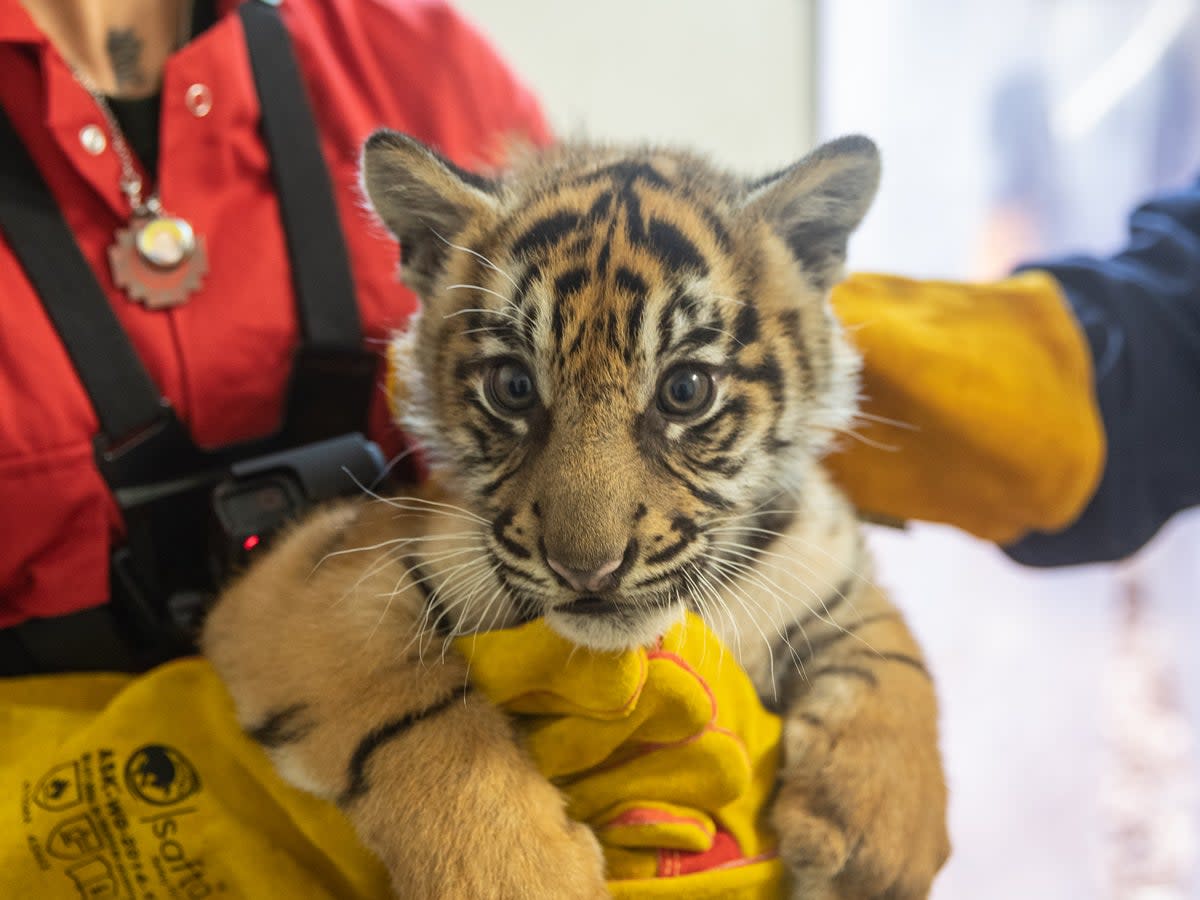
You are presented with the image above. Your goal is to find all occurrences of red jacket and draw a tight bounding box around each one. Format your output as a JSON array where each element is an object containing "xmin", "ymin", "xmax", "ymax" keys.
[{"xmin": 0, "ymin": 0, "xmax": 549, "ymax": 628}]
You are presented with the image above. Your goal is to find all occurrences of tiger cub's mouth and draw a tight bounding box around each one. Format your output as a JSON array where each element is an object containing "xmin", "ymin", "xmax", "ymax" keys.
[
  {"xmin": 553, "ymin": 588, "xmax": 681, "ymax": 618},
  {"xmin": 479, "ymin": 538, "xmax": 705, "ymax": 649},
  {"xmin": 556, "ymin": 595, "xmax": 620, "ymax": 617},
  {"xmin": 542, "ymin": 586, "xmax": 688, "ymax": 651}
]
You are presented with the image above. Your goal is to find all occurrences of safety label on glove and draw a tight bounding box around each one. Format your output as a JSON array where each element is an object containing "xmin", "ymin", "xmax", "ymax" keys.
[{"xmin": 19, "ymin": 744, "xmax": 223, "ymax": 899}]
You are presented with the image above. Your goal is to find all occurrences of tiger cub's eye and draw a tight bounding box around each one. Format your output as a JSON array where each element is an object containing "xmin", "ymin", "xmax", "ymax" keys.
[
  {"xmin": 486, "ymin": 360, "xmax": 538, "ymax": 413},
  {"xmin": 657, "ymin": 365, "xmax": 715, "ymax": 418}
]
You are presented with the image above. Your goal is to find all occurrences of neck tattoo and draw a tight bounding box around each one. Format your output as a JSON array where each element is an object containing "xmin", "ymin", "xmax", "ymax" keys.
[{"xmin": 105, "ymin": 27, "xmax": 148, "ymax": 91}]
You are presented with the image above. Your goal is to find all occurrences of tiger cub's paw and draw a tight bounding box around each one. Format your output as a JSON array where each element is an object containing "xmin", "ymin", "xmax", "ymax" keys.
[
  {"xmin": 524, "ymin": 820, "xmax": 610, "ymax": 900},
  {"xmin": 491, "ymin": 817, "xmax": 608, "ymax": 900},
  {"xmin": 771, "ymin": 695, "xmax": 949, "ymax": 900},
  {"xmin": 422, "ymin": 754, "xmax": 610, "ymax": 900}
]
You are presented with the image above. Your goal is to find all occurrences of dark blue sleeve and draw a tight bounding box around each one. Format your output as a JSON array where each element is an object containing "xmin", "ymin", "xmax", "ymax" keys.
[{"xmin": 1004, "ymin": 178, "xmax": 1200, "ymax": 566}]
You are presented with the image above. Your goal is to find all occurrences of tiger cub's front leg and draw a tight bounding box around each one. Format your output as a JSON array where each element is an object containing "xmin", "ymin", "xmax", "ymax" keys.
[
  {"xmin": 202, "ymin": 499, "xmax": 608, "ymax": 900},
  {"xmin": 717, "ymin": 475, "xmax": 949, "ymax": 899},
  {"xmin": 771, "ymin": 581, "xmax": 949, "ymax": 899}
]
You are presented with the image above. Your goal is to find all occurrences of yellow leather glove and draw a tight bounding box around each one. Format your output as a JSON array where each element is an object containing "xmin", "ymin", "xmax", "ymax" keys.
[
  {"xmin": 455, "ymin": 612, "xmax": 784, "ymax": 898},
  {"xmin": 0, "ymin": 615, "xmax": 782, "ymax": 900},
  {"xmin": 0, "ymin": 661, "xmax": 393, "ymax": 899},
  {"xmin": 826, "ymin": 271, "xmax": 1105, "ymax": 543}
]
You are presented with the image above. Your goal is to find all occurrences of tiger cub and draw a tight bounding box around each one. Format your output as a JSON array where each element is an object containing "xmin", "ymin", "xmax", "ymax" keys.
[{"xmin": 203, "ymin": 132, "xmax": 949, "ymax": 899}]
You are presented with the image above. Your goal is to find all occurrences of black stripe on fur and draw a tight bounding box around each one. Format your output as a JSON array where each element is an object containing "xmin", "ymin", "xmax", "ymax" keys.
[
  {"xmin": 247, "ymin": 703, "xmax": 314, "ymax": 748},
  {"xmin": 337, "ymin": 687, "xmax": 471, "ymax": 806},
  {"xmin": 402, "ymin": 555, "xmax": 456, "ymax": 637},
  {"xmin": 848, "ymin": 650, "xmax": 932, "ymax": 679},
  {"xmin": 645, "ymin": 219, "xmax": 708, "ymax": 275},
  {"xmin": 512, "ymin": 212, "xmax": 581, "ymax": 258},
  {"xmin": 492, "ymin": 507, "xmax": 532, "ymax": 560}
]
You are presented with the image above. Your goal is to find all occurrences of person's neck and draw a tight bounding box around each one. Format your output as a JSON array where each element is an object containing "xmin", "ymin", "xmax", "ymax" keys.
[{"xmin": 20, "ymin": 0, "xmax": 193, "ymax": 97}]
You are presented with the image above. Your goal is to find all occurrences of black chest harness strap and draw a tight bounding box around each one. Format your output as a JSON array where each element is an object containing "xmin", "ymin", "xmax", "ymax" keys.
[{"xmin": 0, "ymin": 1, "xmax": 382, "ymax": 674}]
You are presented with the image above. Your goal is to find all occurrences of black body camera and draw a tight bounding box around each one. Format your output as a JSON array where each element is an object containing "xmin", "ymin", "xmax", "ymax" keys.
[{"xmin": 104, "ymin": 417, "xmax": 386, "ymax": 659}]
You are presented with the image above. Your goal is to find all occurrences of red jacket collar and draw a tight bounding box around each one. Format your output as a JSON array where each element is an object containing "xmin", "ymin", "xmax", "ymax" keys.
[{"xmin": 0, "ymin": 0, "xmax": 44, "ymax": 44}]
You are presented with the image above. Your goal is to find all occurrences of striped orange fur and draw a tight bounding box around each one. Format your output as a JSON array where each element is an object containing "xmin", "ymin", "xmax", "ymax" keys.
[{"xmin": 204, "ymin": 133, "xmax": 949, "ymax": 899}]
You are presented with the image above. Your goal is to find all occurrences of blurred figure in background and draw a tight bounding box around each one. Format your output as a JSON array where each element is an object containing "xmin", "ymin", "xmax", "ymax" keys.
[
  {"xmin": 823, "ymin": 1, "xmax": 1200, "ymax": 897},
  {"xmin": 977, "ymin": 0, "xmax": 1200, "ymax": 276},
  {"xmin": 984, "ymin": 6, "xmax": 1200, "ymax": 895}
]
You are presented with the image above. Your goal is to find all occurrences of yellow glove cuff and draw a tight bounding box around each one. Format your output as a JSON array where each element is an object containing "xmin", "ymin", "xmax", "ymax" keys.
[
  {"xmin": 0, "ymin": 661, "xmax": 393, "ymax": 900},
  {"xmin": 827, "ymin": 271, "xmax": 1105, "ymax": 543}
]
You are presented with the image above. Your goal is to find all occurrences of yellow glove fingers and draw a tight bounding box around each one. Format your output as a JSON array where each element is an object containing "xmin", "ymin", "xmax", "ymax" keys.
[
  {"xmin": 561, "ymin": 731, "xmax": 751, "ymax": 824},
  {"xmin": 522, "ymin": 646, "xmax": 728, "ymax": 777},
  {"xmin": 457, "ymin": 613, "xmax": 785, "ymax": 891},
  {"xmin": 453, "ymin": 622, "xmax": 647, "ymax": 717},
  {"xmin": 597, "ymin": 801, "xmax": 718, "ymax": 853}
]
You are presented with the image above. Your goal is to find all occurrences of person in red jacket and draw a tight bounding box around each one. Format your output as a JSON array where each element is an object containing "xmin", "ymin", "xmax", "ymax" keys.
[{"xmin": 0, "ymin": 0, "xmax": 549, "ymax": 673}]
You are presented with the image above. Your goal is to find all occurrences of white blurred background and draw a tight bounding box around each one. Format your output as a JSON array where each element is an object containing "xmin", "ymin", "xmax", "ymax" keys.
[
  {"xmin": 455, "ymin": 0, "xmax": 818, "ymax": 173},
  {"xmin": 455, "ymin": 2, "xmax": 1200, "ymax": 896}
]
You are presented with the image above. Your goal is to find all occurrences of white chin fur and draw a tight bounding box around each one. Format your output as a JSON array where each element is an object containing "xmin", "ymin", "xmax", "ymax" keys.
[{"xmin": 545, "ymin": 602, "xmax": 684, "ymax": 652}]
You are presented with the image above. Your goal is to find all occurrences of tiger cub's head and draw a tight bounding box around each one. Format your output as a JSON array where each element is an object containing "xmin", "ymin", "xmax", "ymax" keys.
[{"xmin": 363, "ymin": 133, "xmax": 878, "ymax": 650}]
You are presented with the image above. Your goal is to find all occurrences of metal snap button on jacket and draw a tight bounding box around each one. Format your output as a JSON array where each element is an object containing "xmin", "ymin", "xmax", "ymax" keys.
[{"xmin": 79, "ymin": 124, "xmax": 107, "ymax": 154}]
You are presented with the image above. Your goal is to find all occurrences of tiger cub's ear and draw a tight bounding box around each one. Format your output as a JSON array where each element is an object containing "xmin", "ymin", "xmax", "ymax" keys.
[
  {"xmin": 743, "ymin": 135, "xmax": 880, "ymax": 291},
  {"xmin": 361, "ymin": 130, "xmax": 500, "ymax": 296}
]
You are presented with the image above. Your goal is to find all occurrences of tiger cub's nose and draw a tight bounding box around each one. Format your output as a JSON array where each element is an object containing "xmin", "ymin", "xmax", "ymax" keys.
[{"xmin": 546, "ymin": 556, "xmax": 623, "ymax": 593}]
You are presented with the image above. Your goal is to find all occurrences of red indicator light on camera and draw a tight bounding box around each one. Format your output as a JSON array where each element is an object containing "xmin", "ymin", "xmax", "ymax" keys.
[{"xmin": 242, "ymin": 534, "xmax": 261, "ymax": 551}]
